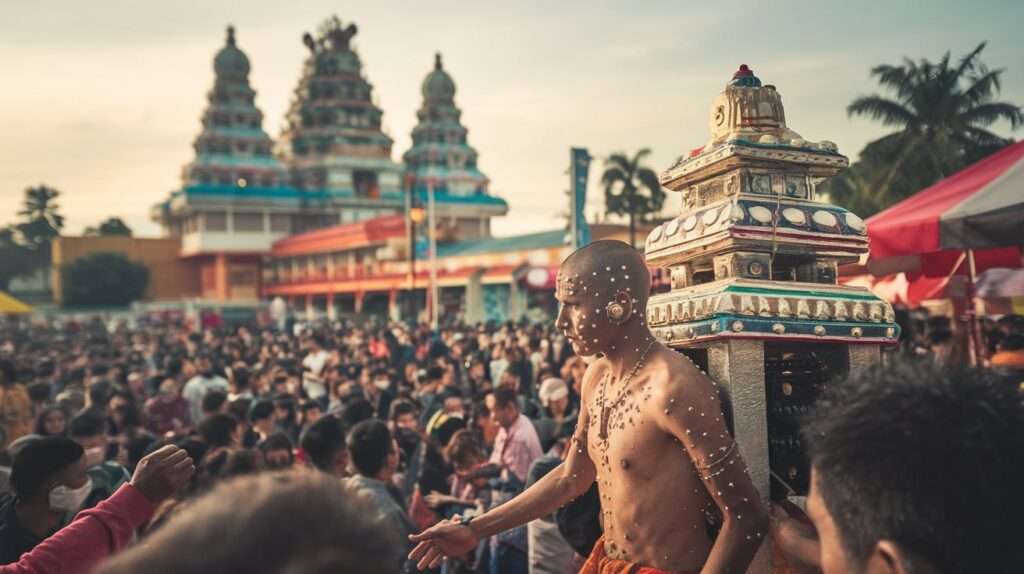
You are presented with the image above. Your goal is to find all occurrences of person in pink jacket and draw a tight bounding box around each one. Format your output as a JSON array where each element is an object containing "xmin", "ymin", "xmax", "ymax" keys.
[{"xmin": 0, "ymin": 443, "xmax": 193, "ymax": 574}]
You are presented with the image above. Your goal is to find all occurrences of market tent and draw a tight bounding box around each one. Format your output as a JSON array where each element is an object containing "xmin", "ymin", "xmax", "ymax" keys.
[
  {"xmin": 866, "ymin": 141, "xmax": 1024, "ymax": 277},
  {"xmin": 0, "ymin": 292, "xmax": 33, "ymax": 315}
]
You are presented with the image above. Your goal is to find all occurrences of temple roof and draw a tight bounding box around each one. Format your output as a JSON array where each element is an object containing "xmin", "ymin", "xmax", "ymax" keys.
[
  {"xmin": 422, "ymin": 53, "xmax": 456, "ymax": 102},
  {"xmin": 214, "ymin": 26, "xmax": 250, "ymax": 79}
]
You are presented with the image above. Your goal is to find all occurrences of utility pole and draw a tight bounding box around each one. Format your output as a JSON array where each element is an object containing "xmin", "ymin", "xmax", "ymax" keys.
[{"xmin": 427, "ymin": 181, "xmax": 439, "ymax": 331}]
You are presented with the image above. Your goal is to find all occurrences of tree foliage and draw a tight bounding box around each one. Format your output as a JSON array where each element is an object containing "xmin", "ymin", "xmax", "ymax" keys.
[
  {"xmin": 823, "ymin": 42, "xmax": 1022, "ymax": 217},
  {"xmin": 84, "ymin": 217, "xmax": 133, "ymax": 237},
  {"xmin": 0, "ymin": 185, "xmax": 65, "ymax": 290},
  {"xmin": 61, "ymin": 252, "xmax": 149, "ymax": 308},
  {"xmin": 601, "ymin": 148, "xmax": 666, "ymax": 247}
]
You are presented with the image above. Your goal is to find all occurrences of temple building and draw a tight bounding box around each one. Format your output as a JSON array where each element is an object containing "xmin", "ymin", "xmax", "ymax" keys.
[
  {"xmin": 152, "ymin": 19, "xmax": 509, "ymax": 302},
  {"xmin": 152, "ymin": 26, "xmax": 292, "ymax": 300},
  {"xmin": 276, "ymin": 16, "xmax": 406, "ymax": 227},
  {"xmin": 404, "ymin": 53, "xmax": 507, "ymax": 240}
]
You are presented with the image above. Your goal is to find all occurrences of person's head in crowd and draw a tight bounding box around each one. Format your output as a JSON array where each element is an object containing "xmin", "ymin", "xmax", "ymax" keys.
[
  {"xmin": 439, "ymin": 388, "xmax": 465, "ymax": 418},
  {"xmin": 109, "ymin": 400, "xmax": 141, "ymax": 433},
  {"xmin": 125, "ymin": 371, "xmax": 146, "ymax": 398},
  {"xmin": 299, "ymin": 399, "xmax": 323, "ymax": 427},
  {"xmin": 365, "ymin": 369, "xmax": 391, "ymax": 395},
  {"xmin": 347, "ymin": 420, "xmax": 399, "ymax": 482},
  {"xmin": 201, "ymin": 390, "xmax": 229, "ymax": 417},
  {"xmin": 270, "ymin": 374, "xmax": 289, "ymax": 396},
  {"xmin": 68, "ymin": 411, "xmax": 108, "ymax": 466},
  {"xmin": 299, "ymin": 414, "xmax": 348, "ymax": 477},
  {"xmin": 55, "ymin": 388, "xmax": 86, "ymax": 414},
  {"xmin": 273, "ymin": 394, "xmax": 297, "ymax": 424},
  {"xmin": 85, "ymin": 380, "xmax": 112, "ymax": 412},
  {"xmin": 227, "ymin": 397, "xmax": 252, "ymax": 426},
  {"xmin": 307, "ymin": 333, "xmax": 327, "ymax": 353},
  {"xmin": 155, "ymin": 378, "xmax": 180, "ymax": 402},
  {"xmin": 996, "ymin": 313, "xmax": 1024, "ymax": 335},
  {"xmin": 425, "ymin": 365, "xmax": 444, "ymax": 389},
  {"xmin": 257, "ymin": 432, "xmax": 294, "ymax": 470},
  {"xmin": 431, "ymin": 416, "xmax": 466, "ymax": 448},
  {"xmin": 230, "ymin": 366, "xmax": 251, "ymax": 396},
  {"xmin": 538, "ymin": 377, "xmax": 570, "ymax": 418},
  {"xmin": 340, "ymin": 398, "xmax": 374, "ymax": 430},
  {"xmin": 34, "ymin": 406, "xmax": 68, "ymax": 437},
  {"xmin": 196, "ymin": 354, "xmax": 216, "ymax": 378},
  {"xmin": 26, "ymin": 381, "xmax": 51, "ymax": 409},
  {"xmin": 96, "ymin": 471, "xmax": 399, "ymax": 574},
  {"xmin": 388, "ymin": 399, "xmax": 420, "ymax": 433},
  {"xmin": 115, "ymin": 429, "xmax": 156, "ymax": 473},
  {"xmin": 218, "ymin": 449, "xmax": 263, "ymax": 479},
  {"xmin": 499, "ymin": 365, "xmax": 523, "ymax": 393},
  {"xmin": 803, "ymin": 360, "xmax": 1023, "ymax": 574},
  {"xmin": 490, "ymin": 387, "xmax": 521, "ymax": 430},
  {"xmin": 249, "ymin": 400, "xmax": 277, "ymax": 437},
  {"xmin": 467, "ymin": 355, "xmax": 488, "ymax": 382},
  {"xmin": 444, "ymin": 429, "xmax": 487, "ymax": 486},
  {"xmin": 10, "ymin": 436, "xmax": 89, "ymax": 515},
  {"xmin": 198, "ymin": 413, "xmax": 240, "ymax": 449}
]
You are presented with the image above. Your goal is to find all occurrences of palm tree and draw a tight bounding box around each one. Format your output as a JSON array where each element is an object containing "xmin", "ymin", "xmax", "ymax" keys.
[
  {"xmin": 601, "ymin": 149, "xmax": 665, "ymax": 248},
  {"xmin": 84, "ymin": 217, "xmax": 133, "ymax": 237},
  {"xmin": 16, "ymin": 185, "xmax": 64, "ymax": 246},
  {"xmin": 833, "ymin": 43, "xmax": 1022, "ymax": 214}
]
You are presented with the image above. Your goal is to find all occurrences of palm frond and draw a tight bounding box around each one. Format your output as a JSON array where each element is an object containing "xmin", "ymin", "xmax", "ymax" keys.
[
  {"xmin": 960, "ymin": 68, "xmax": 1004, "ymax": 107},
  {"xmin": 959, "ymin": 102, "xmax": 1024, "ymax": 129},
  {"xmin": 954, "ymin": 42, "xmax": 987, "ymax": 78},
  {"xmin": 848, "ymin": 96, "xmax": 918, "ymax": 127}
]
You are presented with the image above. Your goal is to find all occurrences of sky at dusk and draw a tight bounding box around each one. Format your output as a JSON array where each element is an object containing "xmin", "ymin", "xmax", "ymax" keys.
[{"xmin": 0, "ymin": 0, "xmax": 1021, "ymax": 238}]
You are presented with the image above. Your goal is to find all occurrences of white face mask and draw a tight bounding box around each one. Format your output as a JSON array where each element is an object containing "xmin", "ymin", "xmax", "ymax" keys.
[
  {"xmin": 49, "ymin": 477, "xmax": 93, "ymax": 512},
  {"xmin": 374, "ymin": 379, "xmax": 390, "ymax": 391}
]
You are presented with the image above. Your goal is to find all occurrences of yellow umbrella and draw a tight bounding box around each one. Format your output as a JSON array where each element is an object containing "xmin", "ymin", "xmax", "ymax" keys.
[{"xmin": 0, "ymin": 292, "xmax": 33, "ymax": 315}]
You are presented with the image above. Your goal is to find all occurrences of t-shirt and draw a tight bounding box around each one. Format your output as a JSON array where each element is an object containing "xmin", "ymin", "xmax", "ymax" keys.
[
  {"xmin": 0, "ymin": 493, "xmax": 42, "ymax": 565},
  {"xmin": 302, "ymin": 351, "xmax": 330, "ymax": 400},
  {"xmin": 182, "ymin": 375, "xmax": 229, "ymax": 424}
]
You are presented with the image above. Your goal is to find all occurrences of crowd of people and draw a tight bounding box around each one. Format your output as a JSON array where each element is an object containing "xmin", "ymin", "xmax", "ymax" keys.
[
  {"xmin": 0, "ymin": 315, "xmax": 589, "ymax": 573},
  {"xmin": 0, "ymin": 298, "xmax": 1020, "ymax": 573}
]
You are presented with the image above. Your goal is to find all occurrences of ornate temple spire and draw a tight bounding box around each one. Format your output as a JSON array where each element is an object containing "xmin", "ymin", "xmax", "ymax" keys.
[
  {"xmin": 404, "ymin": 53, "xmax": 488, "ymax": 197},
  {"xmin": 277, "ymin": 15, "xmax": 398, "ymax": 192},
  {"xmin": 180, "ymin": 26, "xmax": 285, "ymax": 189}
]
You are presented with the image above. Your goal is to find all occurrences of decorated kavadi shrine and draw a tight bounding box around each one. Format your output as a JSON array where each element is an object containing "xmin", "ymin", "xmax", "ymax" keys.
[{"xmin": 644, "ymin": 64, "xmax": 900, "ymax": 569}]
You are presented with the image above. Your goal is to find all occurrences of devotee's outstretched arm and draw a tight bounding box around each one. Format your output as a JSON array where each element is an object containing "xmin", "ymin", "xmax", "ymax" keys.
[
  {"xmin": 408, "ymin": 371, "xmax": 599, "ymax": 570},
  {"xmin": 654, "ymin": 360, "xmax": 770, "ymax": 574}
]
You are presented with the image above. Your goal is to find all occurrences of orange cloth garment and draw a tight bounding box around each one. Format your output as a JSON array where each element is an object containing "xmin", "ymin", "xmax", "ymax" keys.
[{"xmin": 578, "ymin": 536, "xmax": 699, "ymax": 574}]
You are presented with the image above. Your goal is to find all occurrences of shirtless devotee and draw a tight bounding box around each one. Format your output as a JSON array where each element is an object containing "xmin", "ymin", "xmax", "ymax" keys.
[{"xmin": 410, "ymin": 240, "xmax": 769, "ymax": 573}]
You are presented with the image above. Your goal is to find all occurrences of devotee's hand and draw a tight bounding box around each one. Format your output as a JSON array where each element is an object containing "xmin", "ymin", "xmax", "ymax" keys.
[
  {"xmin": 408, "ymin": 516, "xmax": 479, "ymax": 570},
  {"xmin": 770, "ymin": 502, "xmax": 821, "ymax": 573},
  {"xmin": 131, "ymin": 445, "xmax": 196, "ymax": 504}
]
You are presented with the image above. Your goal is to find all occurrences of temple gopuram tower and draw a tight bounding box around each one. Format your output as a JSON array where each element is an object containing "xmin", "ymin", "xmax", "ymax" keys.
[
  {"xmin": 644, "ymin": 65, "xmax": 900, "ymax": 572},
  {"xmin": 403, "ymin": 53, "xmax": 507, "ymax": 240},
  {"xmin": 277, "ymin": 16, "xmax": 405, "ymax": 228},
  {"xmin": 153, "ymin": 26, "xmax": 292, "ymax": 300}
]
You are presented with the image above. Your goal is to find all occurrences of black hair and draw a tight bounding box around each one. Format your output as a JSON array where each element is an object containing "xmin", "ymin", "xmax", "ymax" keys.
[
  {"xmin": 299, "ymin": 400, "xmax": 322, "ymax": 414},
  {"xmin": 427, "ymin": 366, "xmax": 445, "ymax": 382},
  {"xmin": 803, "ymin": 359, "xmax": 1023, "ymax": 572},
  {"xmin": 340, "ymin": 399, "xmax": 374, "ymax": 429},
  {"xmin": 87, "ymin": 380, "xmax": 112, "ymax": 406},
  {"xmin": 257, "ymin": 432, "xmax": 294, "ymax": 457},
  {"xmin": 388, "ymin": 399, "xmax": 418, "ymax": 423},
  {"xmin": 492, "ymin": 387, "xmax": 519, "ymax": 411},
  {"xmin": 299, "ymin": 415, "xmax": 346, "ymax": 473},
  {"xmin": 69, "ymin": 411, "xmax": 107, "ymax": 439},
  {"xmin": 0, "ymin": 358, "xmax": 16, "ymax": 387},
  {"xmin": 26, "ymin": 382, "xmax": 52, "ymax": 403},
  {"xmin": 347, "ymin": 419, "xmax": 393, "ymax": 478},
  {"xmin": 198, "ymin": 413, "xmax": 239, "ymax": 448},
  {"xmin": 227, "ymin": 398, "xmax": 251, "ymax": 424},
  {"xmin": 201, "ymin": 390, "xmax": 229, "ymax": 414},
  {"xmin": 249, "ymin": 400, "xmax": 275, "ymax": 422},
  {"xmin": 10, "ymin": 436, "xmax": 84, "ymax": 498},
  {"xmin": 998, "ymin": 333, "xmax": 1024, "ymax": 352}
]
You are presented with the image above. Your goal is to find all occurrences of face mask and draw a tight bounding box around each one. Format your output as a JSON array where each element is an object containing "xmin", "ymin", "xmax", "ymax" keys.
[
  {"xmin": 374, "ymin": 379, "xmax": 390, "ymax": 391},
  {"xmin": 49, "ymin": 478, "xmax": 93, "ymax": 512}
]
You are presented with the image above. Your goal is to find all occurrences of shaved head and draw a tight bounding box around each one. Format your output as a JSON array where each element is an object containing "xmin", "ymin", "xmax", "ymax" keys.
[{"xmin": 555, "ymin": 240, "xmax": 651, "ymax": 356}]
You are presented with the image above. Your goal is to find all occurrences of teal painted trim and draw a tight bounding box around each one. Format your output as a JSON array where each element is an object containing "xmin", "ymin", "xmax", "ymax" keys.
[
  {"xmin": 412, "ymin": 189, "xmax": 507, "ymax": 207},
  {"xmin": 438, "ymin": 229, "xmax": 565, "ymax": 257},
  {"xmin": 182, "ymin": 184, "xmax": 407, "ymax": 203},
  {"xmin": 725, "ymin": 284, "xmax": 881, "ymax": 301},
  {"xmin": 191, "ymin": 154, "xmax": 284, "ymax": 167},
  {"xmin": 662, "ymin": 316, "xmax": 900, "ymax": 342}
]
